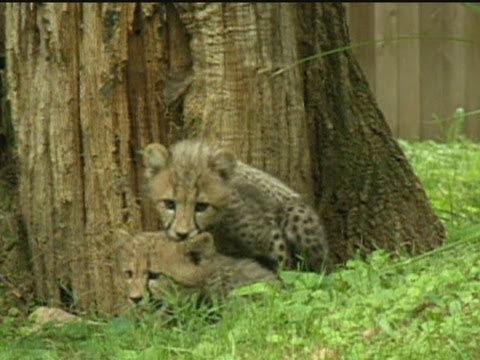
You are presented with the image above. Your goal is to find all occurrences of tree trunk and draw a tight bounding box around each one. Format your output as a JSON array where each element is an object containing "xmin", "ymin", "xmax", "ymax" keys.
[
  {"xmin": 5, "ymin": 3, "xmax": 445, "ymax": 314},
  {"xmin": 5, "ymin": 3, "xmax": 166, "ymax": 313},
  {"xmin": 295, "ymin": 4, "xmax": 445, "ymax": 262}
]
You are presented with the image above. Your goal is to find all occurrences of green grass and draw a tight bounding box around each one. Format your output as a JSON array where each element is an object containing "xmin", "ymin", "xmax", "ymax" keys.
[
  {"xmin": 399, "ymin": 139, "xmax": 480, "ymax": 228},
  {"xmin": 1, "ymin": 139, "xmax": 479, "ymax": 360}
]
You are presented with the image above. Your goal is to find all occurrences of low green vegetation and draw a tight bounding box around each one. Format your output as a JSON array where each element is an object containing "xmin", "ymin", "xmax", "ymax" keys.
[
  {"xmin": 399, "ymin": 139, "xmax": 480, "ymax": 229},
  {"xmin": 1, "ymin": 140, "xmax": 479, "ymax": 360}
]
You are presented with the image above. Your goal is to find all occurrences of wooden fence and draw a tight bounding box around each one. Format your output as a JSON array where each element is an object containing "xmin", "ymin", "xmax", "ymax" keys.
[{"xmin": 346, "ymin": 3, "xmax": 480, "ymax": 141}]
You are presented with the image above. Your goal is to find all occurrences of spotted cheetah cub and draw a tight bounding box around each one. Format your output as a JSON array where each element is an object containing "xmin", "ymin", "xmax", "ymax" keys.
[
  {"xmin": 142, "ymin": 139, "xmax": 330, "ymax": 272},
  {"xmin": 115, "ymin": 230, "xmax": 279, "ymax": 305}
]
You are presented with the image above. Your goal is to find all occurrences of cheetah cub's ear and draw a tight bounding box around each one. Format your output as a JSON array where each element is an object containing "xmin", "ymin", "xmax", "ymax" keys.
[
  {"xmin": 111, "ymin": 228, "xmax": 133, "ymax": 265},
  {"xmin": 112, "ymin": 228, "xmax": 132, "ymax": 250},
  {"xmin": 209, "ymin": 148, "xmax": 237, "ymax": 180},
  {"xmin": 142, "ymin": 143, "xmax": 171, "ymax": 180},
  {"xmin": 184, "ymin": 232, "xmax": 216, "ymax": 265}
]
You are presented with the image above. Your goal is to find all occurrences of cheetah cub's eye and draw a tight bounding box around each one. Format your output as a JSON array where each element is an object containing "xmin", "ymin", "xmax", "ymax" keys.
[
  {"xmin": 195, "ymin": 202, "xmax": 210, "ymax": 213},
  {"xmin": 124, "ymin": 270, "xmax": 133, "ymax": 278},
  {"xmin": 162, "ymin": 199, "xmax": 176, "ymax": 210},
  {"xmin": 148, "ymin": 272, "xmax": 160, "ymax": 280}
]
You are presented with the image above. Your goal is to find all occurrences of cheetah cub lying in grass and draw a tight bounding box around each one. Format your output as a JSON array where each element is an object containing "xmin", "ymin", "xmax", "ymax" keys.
[
  {"xmin": 115, "ymin": 230, "xmax": 279, "ymax": 306},
  {"xmin": 142, "ymin": 139, "xmax": 330, "ymax": 272}
]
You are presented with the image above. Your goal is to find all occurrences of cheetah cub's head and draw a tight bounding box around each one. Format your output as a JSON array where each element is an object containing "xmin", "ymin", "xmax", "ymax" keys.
[
  {"xmin": 115, "ymin": 229, "xmax": 217, "ymax": 305},
  {"xmin": 114, "ymin": 229, "xmax": 161, "ymax": 305},
  {"xmin": 142, "ymin": 139, "xmax": 237, "ymax": 241}
]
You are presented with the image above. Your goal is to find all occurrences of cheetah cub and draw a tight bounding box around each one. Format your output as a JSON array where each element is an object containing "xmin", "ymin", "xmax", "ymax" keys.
[
  {"xmin": 115, "ymin": 230, "xmax": 279, "ymax": 304},
  {"xmin": 142, "ymin": 139, "xmax": 330, "ymax": 272}
]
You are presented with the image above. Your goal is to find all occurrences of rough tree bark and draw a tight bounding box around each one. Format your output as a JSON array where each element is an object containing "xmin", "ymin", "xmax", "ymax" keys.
[
  {"xmin": 5, "ymin": 3, "xmax": 445, "ymax": 314},
  {"xmin": 5, "ymin": 3, "xmax": 167, "ymax": 313},
  {"xmin": 296, "ymin": 4, "xmax": 445, "ymax": 262}
]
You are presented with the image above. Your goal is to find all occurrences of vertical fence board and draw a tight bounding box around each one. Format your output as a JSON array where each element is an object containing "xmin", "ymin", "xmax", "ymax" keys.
[
  {"xmin": 420, "ymin": 4, "xmax": 466, "ymax": 141},
  {"xmin": 444, "ymin": 5, "xmax": 466, "ymax": 140},
  {"xmin": 419, "ymin": 4, "xmax": 445, "ymax": 140},
  {"xmin": 464, "ymin": 6, "xmax": 480, "ymax": 140},
  {"xmin": 374, "ymin": 3, "xmax": 398, "ymax": 134},
  {"xmin": 346, "ymin": 3, "xmax": 376, "ymax": 93},
  {"xmin": 396, "ymin": 4, "xmax": 420, "ymax": 140}
]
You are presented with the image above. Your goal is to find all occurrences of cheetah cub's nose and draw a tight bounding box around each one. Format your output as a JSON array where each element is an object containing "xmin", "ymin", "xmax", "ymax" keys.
[
  {"xmin": 176, "ymin": 231, "xmax": 189, "ymax": 241},
  {"xmin": 130, "ymin": 296, "xmax": 143, "ymax": 304}
]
